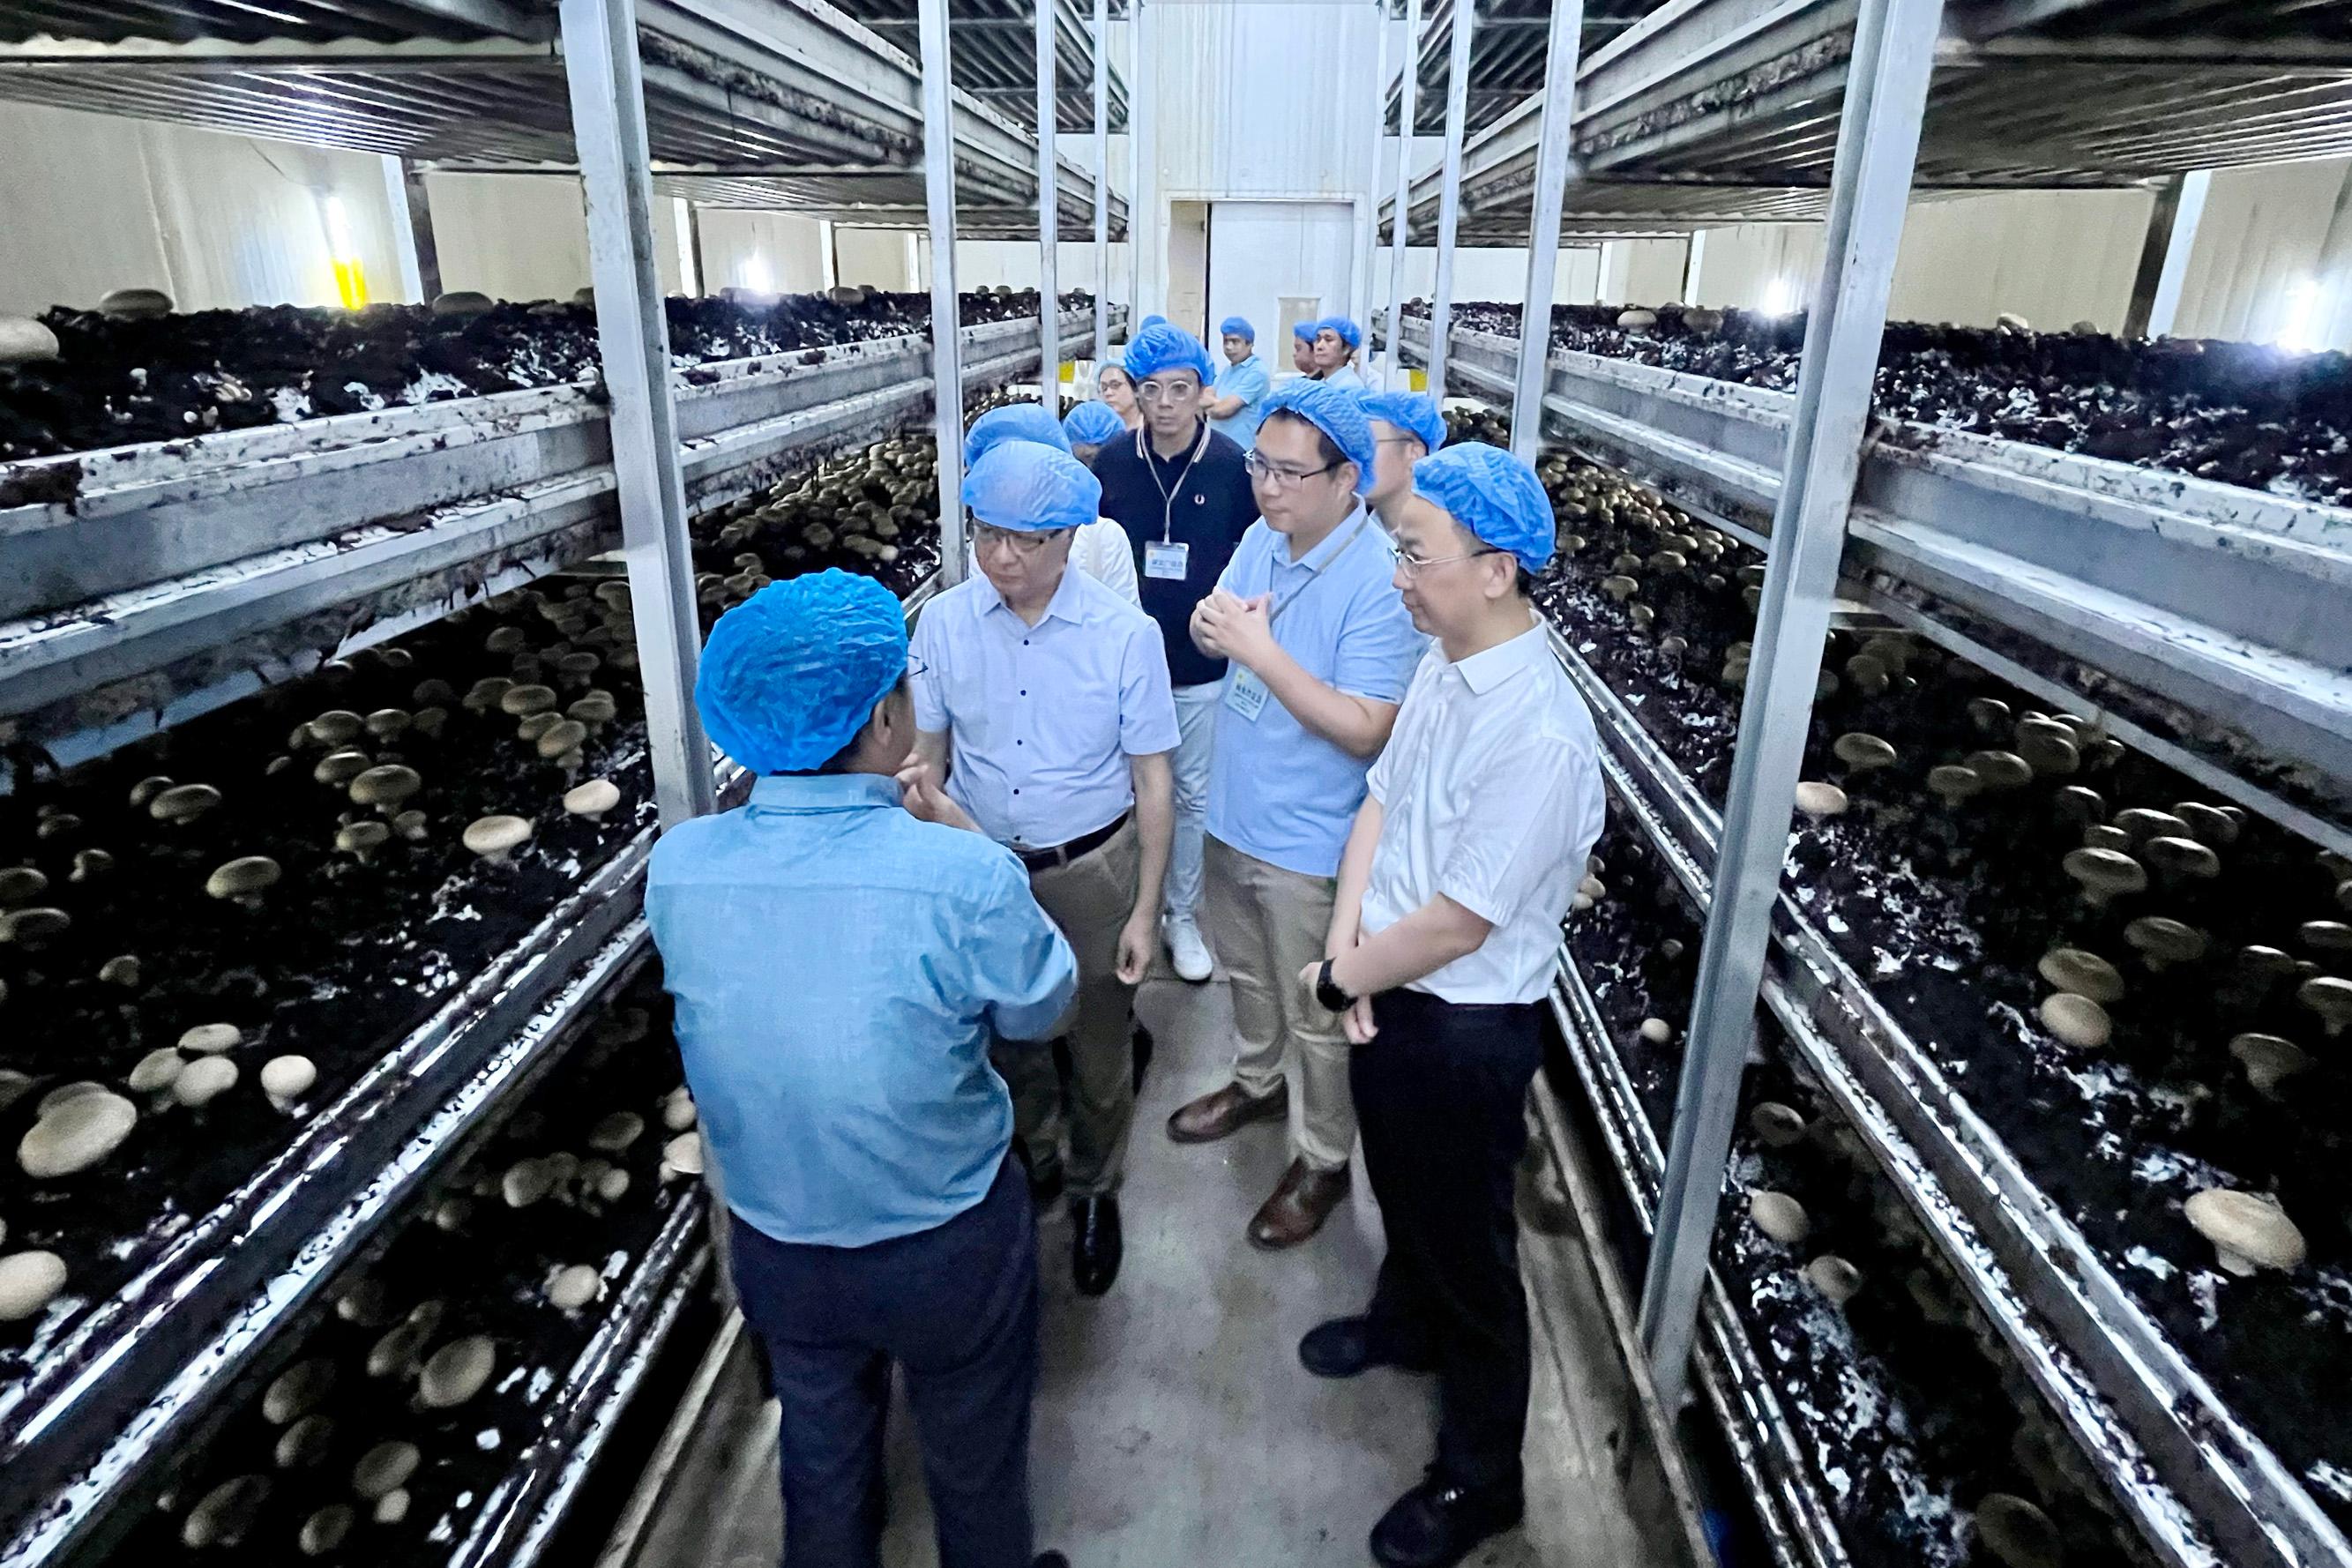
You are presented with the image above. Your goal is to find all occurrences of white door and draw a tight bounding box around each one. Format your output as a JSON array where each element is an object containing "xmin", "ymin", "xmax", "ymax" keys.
[{"xmin": 1207, "ymin": 201, "xmax": 1356, "ymax": 381}]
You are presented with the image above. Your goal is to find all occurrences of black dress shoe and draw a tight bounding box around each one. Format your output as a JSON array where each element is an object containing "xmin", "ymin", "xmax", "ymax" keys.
[
  {"xmin": 1370, "ymin": 1471, "xmax": 1524, "ymax": 1568},
  {"xmin": 1071, "ymin": 1195, "xmax": 1123, "ymax": 1295},
  {"xmin": 1297, "ymin": 1316, "xmax": 1437, "ymax": 1379}
]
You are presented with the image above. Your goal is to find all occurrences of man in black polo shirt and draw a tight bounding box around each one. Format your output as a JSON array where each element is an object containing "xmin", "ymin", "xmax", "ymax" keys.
[{"xmin": 1091, "ymin": 321, "xmax": 1261, "ymax": 989}]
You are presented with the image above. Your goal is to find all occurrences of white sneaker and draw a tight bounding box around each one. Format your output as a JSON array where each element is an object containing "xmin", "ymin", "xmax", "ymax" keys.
[{"xmin": 1163, "ymin": 915, "xmax": 1214, "ymax": 983}]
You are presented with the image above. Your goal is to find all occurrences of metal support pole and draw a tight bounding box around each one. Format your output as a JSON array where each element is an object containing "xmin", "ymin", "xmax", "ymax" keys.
[
  {"xmin": 1509, "ymin": 0, "xmax": 1582, "ymax": 464},
  {"xmin": 1425, "ymin": 0, "xmax": 1474, "ymax": 400},
  {"xmin": 919, "ymin": 0, "xmax": 970, "ymax": 586},
  {"xmin": 1037, "ymin": 0, "xmax": 1060, "ymax": 402},
  {"xmin": 1353, "ymin": 0, "xmax": 1386, "ymax": 329},
  {"xmin": 2122, "ymin": 174, "xmax": 2185, "ymax": 339},
  {"xmin": 1385, "ymin": 0, "xmax": 1421, "ymax": 386},
  {"xmin": 2143, "ymin": 169, "xmax": 2208, "ymax": 339},
  {"xmin": 1130, "ymin": 0, "xmax": 1151, "ymax": 321},
  {"xmin": 689, "ymin": 201, "xmax": 710, "ymax": 296},
  {"xmin": 560, "ymin": 0, "xmax": 715, "ymax": 828},
  {"xmin": 400, "ymin": 160, "xmax": 444, "ymax": 302},
  {"xmin": 1633, "ymin": 0, "xmax": 1944, "ymax": 1411},
  {"xmin": 1093, "ymin": 0, "xmax": 1109, "ymax": 369}
]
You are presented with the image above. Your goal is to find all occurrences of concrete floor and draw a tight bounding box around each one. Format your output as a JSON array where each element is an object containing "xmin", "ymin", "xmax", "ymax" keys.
[{"xmin": 636, "ymin": 967, "xmax": 1678, "ymax": 1568}]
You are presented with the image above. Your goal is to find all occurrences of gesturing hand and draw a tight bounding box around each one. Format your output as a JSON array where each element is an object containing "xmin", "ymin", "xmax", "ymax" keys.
[
  {"xmin": 897, "ymin": 759, "xmax": 980, "ymax": 834},
  {"xmin": 1193, "ymin": 589, "xmax": 1276, "ymax": 668}
]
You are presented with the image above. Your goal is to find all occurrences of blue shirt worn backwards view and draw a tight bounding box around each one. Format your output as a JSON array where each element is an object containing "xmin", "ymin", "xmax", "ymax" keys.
[
  {"xmin": 1210, "ymin": 353, "xmax": 1272, "ymax": 447},
  {"xmin": 648, "ymin": 774, "xmax": 1079, "ymax": 1248},
  {"xmin": 1205, "ymin": 508, "xmax": 1423, "ymax": 877},
  {"xmin": 913, "ymin": 563, "xmax": 1182, "ymax": 849}
]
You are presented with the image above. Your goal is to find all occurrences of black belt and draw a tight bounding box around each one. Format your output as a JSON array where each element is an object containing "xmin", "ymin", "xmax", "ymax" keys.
[{"xmin": 1016, "ymin": 812, "xmax": 1129, "ymax": 873}]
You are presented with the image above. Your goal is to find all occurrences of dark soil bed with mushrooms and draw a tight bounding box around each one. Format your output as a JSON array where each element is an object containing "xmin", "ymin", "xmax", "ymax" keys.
[
  {"xmin": 0, "ymin": 442, "xmax": 942, "ymax": 1401},
  {"xmin": 110, "ymin": 967, "xmax": 700, "ymax": 1564},
  {"xmin": 1565, "ymin": 817, "xmax": 2145, "ymax": 1568},
  {"xmin": 0, "ymin": 287, "xmax": 1077, "ymax": 463},
  {"xmin": 1413, "ymin": 298, "xmax": 2352, "ymax": 505},
  {"xmin": 1535, "ymin": 456, "xmax": 2352, "ymax": 1529}
]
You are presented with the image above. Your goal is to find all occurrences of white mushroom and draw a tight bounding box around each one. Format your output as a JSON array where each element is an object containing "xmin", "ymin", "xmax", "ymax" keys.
[
  {"xmin": 263, "ymin": 1357, "xmax": 337, "ymax": 1424},
  {"xmin": 1831, "ymin": 733, "xmax": 1897, "ymax": 773},
  {"xmin": 2184, "ymin": 1188, "xmax": 2305, "ymax": 1276},
  {"xmin": 98, "ymin": 286, "xmax": 173, "ymax": 320},
  {"xmin": 174, "ymin": 1056, "xmax": 240, "ymax": 1108},
  {"xmin": 417, "ymin": 1333, "xmax": 497, "ymax": 1408},
  {"xmin": 660, "ymin": 1087, "xmax": 698, "ymax": 1132},
  {"xmin": 2300, "ymin": 975, "xmax": 2352, "ymax": 1037},
  {"xmin": 1750, "ymin": 1101, "xmax": 1808, "ymax": 1147},
  {"xmin": 2061, "ymin": 847, "xmax": 2146, "ymax": 908},
  {"xmin": 2037, "ymin": 994, "xmax": 2111, "ymax": 1050},
  {"xmin": 0, "ymin": 317, "xmax": 63, "ymax": 365},
  {"xmin": 274, "ymin": 1413, "xmax": 336, "ymax": 1470},
  {"xmin": 0, "ymin": 1250, "xmax": 68, "ymax": 1322},
  {"xmin": 463, "ymin": 814, "xmax": 534, "ymax": 862},
  {"xmin": 299, "ymin": 1504, "xmax": 355, "ymax": 1557},
  {"xmin": 350, "ymin": 1438, "xmax": 421, "ymax": 1499},
  {"xmin": 546, "ymin": 1264, "xmax": 603, "ymax": 1310},
  {"xmin": 127, "ymin": 1047, "xmax": 186, "ymax": 1094},
  {"xmin": 205, "ymin": 855, "xmax": 282, "ymax": 902},
  {"xmin": 180, "ymin": 1475, "xmax": 270, "ymax": 1549},
  {"xmin": 148, "ymin": 783, "xmax": 223, "ymax": 825},
  {"xmin": 661, "ymin": 1131, "xmax": 705, "ymax": 1178},
  {"xmin": 374, "ymin": 1489, "xmax": 413, "ymax": 1525},
  {"xmin": 2124, "ymin": 915, "xmax": 2206, "ymax": 971},
  {"xmin": 1747, "ymin": 1190, "xmax": 1810, "ymax": 1245},
  {"xmin": 260, "ymin": 1055, "xmax": 317, "ymax": 1109},
  {"xmin": 18, "ymin": 1088, "xmax": 138, "ymax": 1178},
  {"xmin": 1803, "ymin": 1254, "xmax": 1864, "ymax": 1304},
  {"xmin": 1793, "ymin": 781, "xmax": 1848, "ymax": 818},
  {"xmin": 502, "ymin": 1158, "xmax": 556, "ymax": 1209},
  {"xmin": 564, "ymin": 779, "xmax": 623, "ymax": 819},
  {"xmin": 1974, "ymin": 1492, "xmax": 2063, "ymax": 1568},
  {"xmin": 2035, "ymin": 949, "xmax": 2123, "ymax": 1005},
  {"xmin": 2228, "ymin": 1034, "xmax": 2309, "ymax": 1098},
  {"xmin": 1637, "ymin": 1018, "xmax": 1673, "ymax": 1046},
  {"xmin": 588, "ymin": 1110, "xmax": 645, "ymax": 1153},
  {"xmin": 178, "ymin": 1022, "xmax": 242, "ymax": 1054}
]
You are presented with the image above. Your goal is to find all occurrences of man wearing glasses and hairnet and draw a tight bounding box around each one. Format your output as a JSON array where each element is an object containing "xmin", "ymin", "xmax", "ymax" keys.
[
  {"xmin": 903, "ymin": 440, "xmax": 1181, "ymax": 1297},
  {"xmin": 1091, "ymin": 322, "xmax": 1261, "ymax": 989}
]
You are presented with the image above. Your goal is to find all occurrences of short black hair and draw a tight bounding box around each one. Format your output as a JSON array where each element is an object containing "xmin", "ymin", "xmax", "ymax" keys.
[
  {"xmin": 1259, "ymin": 407, "xmax": 1347, "ymax": 474},
  {"xmin": 779, "ymin": 676, "xmax": 906, "ymax": 777},
  {"xmin": 1513, "ymin": 564, "xmax": 1538, "ymax": 599}
]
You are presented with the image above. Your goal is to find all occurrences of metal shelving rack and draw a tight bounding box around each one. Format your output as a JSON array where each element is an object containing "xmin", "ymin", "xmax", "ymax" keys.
[
  {"xmin": 0, "ymin": 0, "xmax": 1125, "ymax": 1558},
  {"xmin": 1366, "ymin": 2, "xmax": 2352, "ymax": 1568}
]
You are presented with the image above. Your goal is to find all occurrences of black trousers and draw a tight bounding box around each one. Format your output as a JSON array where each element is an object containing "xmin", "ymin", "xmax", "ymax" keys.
[
  {"xmin": 1353, "ymin": 986, "xmax": 1543, "ymax": 1491},
  {"xmin": 729, "ymin": 1156, "xmax": 1040, "ymax": 1568}
]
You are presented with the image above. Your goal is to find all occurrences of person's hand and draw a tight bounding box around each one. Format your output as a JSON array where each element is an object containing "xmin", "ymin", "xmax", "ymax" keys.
[
  {"xmin": 1298, "ymin": 959, "xmax": 1378, "ymax": 1045},
  {"xmin": 897, "ymin": 759, "xmax": 980, "ymax": 833},
  {"xmin": 1116, "ymin": 910, "xmax": 1156, "ymax": 986},
  {"xmin": 1195, "ymin": 590, "xmax": 1276, "ymax": 669}
]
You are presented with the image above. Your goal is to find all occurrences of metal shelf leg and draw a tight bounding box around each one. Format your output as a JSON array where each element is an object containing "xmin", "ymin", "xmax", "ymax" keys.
[
  {"xmin": 561, "ymin": 0, "xmax": 716, "ymax": 829},
  {"xmin": 1634, "ymin": 0, "xmax": 1945, "ymax": 1411},
  {"xmin": 1511, "ymin": 0, "xmax": 1584, "ymax": 464},
  {"xmin": 1037, "ymin": 0, "xmax": 1059, "ymax": 402},
  {"xmin": 1385, "ymin": 0, "xmax": 1420, "ymax": 389},
  {"xmin": 1426, "ymin": 0, "xmax": 1473, "ymax": 400},
  {"xmin": 921, "ymin": 0, "xmax": 969, "ymax": 586},
  {"xmin": 1094, "ymin": 0, "xmax": 1109, "ymax": 370}
]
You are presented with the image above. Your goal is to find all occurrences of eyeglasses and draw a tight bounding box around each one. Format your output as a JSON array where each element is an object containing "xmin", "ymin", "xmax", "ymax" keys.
[
  {"xmin": 1372, "ymin": 435, "xmax": 1422, "ymax": 448},
  {"xmin": 1243, "ymin": 452, "xmax": 1338, "ymax": 489},
  {"xmin": 1394, "ymin": 546, "xmax": 1503, "ymax": 579},
  {"xmin": 970, "ymin": 521, "xmax": 1071, "ymax": 558},
  {"xmin": 1135, "ymin": 378, "xmax": 1201, "ymax": 403}
]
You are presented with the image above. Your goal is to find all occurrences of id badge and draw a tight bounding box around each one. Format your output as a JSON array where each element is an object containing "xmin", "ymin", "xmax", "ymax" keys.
[
  {"xmin": 1224, "ymin": 668, "xmax": 1269, "ymax": 721},
  {"xmin": 1145, "ymin": 540, "xmax": 1191, "ymax": 580}
]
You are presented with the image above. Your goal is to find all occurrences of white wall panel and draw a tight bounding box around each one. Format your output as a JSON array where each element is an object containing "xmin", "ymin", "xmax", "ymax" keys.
[
  {"xmin": 840, "ymin": 227, "xmax": 920, "ymax": 293},
  {"xmin": 2169, "ymin": 159, "xmax": 2352, "ymax": 347},
  {"xmin": 422, "ymin": 174, "xmax": 589, "ymax": 302},
  {"xmin": 1209, "ymin": 199, "xmax": 1357, "ymax": 351},
  {"xmin": 697, "ymin": 210, "xmax": 828, "ymax": 296},
  {"xmin": 1886, "ymin": 188, "xmax": 2152, "ymax": 332}
]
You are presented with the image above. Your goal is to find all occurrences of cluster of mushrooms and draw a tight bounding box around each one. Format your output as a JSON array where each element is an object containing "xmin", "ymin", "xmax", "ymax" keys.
[
  {"xmin": 692, "ymin": 434, "xmax": 940, "ymax": 610},
  {"xmin": 143, "ymin": 992, "xmax": 702, "ymax": 1557}
]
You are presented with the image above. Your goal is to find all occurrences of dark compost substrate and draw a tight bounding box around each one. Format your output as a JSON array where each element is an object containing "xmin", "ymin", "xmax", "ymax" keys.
[
  {"xmin": 108, "ymin": 970, "xmax": 696, "ymax": 1565},
  {"xmin": 1534, "ymin": 456, "xmax": 2352, "ymax": 1530},
  {"xmin": 0, "ymin": 287, "xmax": 1083, "ymax": 462},
  {"xmin": 1411, "ymin": 297, "xmax": 2352, "ymax": 505},
  {"xmin": 1564, "ymin": 822, "xmax": 2145, "ymax": 1568}
]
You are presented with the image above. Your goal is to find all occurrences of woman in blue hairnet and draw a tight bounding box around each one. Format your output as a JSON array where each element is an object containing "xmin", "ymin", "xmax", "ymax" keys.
[
  {"xmin": 1296, "ymin": 444, "xmax": 1603, "ymax": 1568},
  {"xmin": 1204, "ymin": 315, "xmax": 1271, "ymax": 446},
  {"xmin": 647, "ymin": 571, "xmax": 1079, "ymax": 1568}
]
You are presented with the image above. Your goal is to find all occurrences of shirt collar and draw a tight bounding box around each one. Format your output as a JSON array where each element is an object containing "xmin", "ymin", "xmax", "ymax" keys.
[
  {"xmin": 1449, "ymin": 618, "xmax": 1549, "ymax": 696},
  {"xmin": 1135, "ymin": 419, "xmax": 1209, "ymax": 467},
  {"xmin": 1225, "ymin": 354, "xmax": 1261, "ymax": 376},
  {"xmin": 746, "ymin": 773, "xmax": 902, "ymax": 814},
  {"xmin": 982, "ymin": 562, "xmax": 1087, "ymax": 627},
  {"xmin": 1275, "ymin": 504, "xmax": 1370, "ymax": 574}
]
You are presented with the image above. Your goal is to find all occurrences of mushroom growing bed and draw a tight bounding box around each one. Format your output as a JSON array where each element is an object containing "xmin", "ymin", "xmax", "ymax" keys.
[
  {"xmin": 1409, "ymin": 299, "xmax": 2352, "ymax": 505},
  {"xmin": 0, "ymin": 436, "xmax": 941, "ymax": 1416},
  {"xmin": 0, "ymin": 287, "xmax": 1078, "ymax": 462},
  {"xmin": 1566, "ymin": 816, "xmax": 2150, "ymax": 1568},
  {"xmin": 1534, "ymin": 454, "xmax": 2352, "ymax": 1532},
  {"xmin": 104, "ymin": 966, "xmax": 705, "ymax": 1566}
]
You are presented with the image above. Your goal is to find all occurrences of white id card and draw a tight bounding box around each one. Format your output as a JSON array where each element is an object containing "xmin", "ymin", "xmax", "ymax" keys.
[
  {"xmin": 1144, "ymin": 540, "xmax": 1191, "ymax": 580},
  {"xmin": 1223, "ymin": 668, "xmax": 1269, "ymax": 721}
]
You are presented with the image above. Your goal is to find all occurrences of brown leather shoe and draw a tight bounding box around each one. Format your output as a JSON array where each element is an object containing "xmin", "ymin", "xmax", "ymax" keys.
[
  {"xmin": 1166, "ymin": 1079, "xmax": 1288, "ymax": 1144},
  {"xmin": 1249, "ymin": 1158, "xmax": 1351, "ymax": 1250}
]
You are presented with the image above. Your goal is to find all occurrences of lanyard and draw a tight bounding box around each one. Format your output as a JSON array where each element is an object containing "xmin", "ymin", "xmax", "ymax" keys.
[
  {"xmin": 1141, "ymin": 422, "xmax": 1209, "ymax": 544},
  {"xmin": 1265, "ymin": 513, "xmax": 1372, "ymax": 629}
]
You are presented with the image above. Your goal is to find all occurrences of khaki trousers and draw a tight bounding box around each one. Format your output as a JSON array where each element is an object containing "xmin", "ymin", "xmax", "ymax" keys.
[
  {"xmin": 993, "ymin": 819, "xmax": 1140, "ymax": 1198},
  {"xmin": 1201, "ymin": 835, "xmax": 1354, "ymax": 1174}
]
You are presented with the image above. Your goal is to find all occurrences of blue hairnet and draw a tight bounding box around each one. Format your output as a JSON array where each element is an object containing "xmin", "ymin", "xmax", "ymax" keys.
[
  {"xmin": 964, "ymin": 403, "xmax": 1071, "ymax": 467},
  {"xmin": 1062, "ymin": 401, "xmax": 1126, "ymax": 449},
  {"xmin": 695, "ymin": 571, "xmax": 907, "ymax": 774},
  {"xmin": 1317, "ymin": 316, "xmax": 1363, "ymax": 350},
  {"xmin": 1218, "ymin": 315, "xmax": 1254, "ymax": 342},
  {"xmin": 1258, "ymin": 380, "xmax": 1377, "ymax": 496},
  {"xmin": 962, "ymin": 440, "xmax": 1102, "ymax": 533},
  {"xmin": 1140, "ymin": 314, "xmax": 1169, "ymax": 329},
  {"xmin": 1359, "ymin": 389, "xmax": 1445, "ymax": 454},
  {"xmin": 1411, "ymin": 442, "xmax": 1556, "ymax": 572},
  {"xmin": 1291, "ymin": 321, "xmax": 1317, "ymax": 342},
  {"xmin": 1123, "ymin": 322, "xmax": 1218, "ymax": 386}
]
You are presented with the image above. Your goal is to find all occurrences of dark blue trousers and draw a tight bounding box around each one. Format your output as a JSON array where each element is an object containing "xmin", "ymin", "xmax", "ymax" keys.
[{"xmin": 729, "ymin": 1156, "xmax": 1040, "ymax": 1568}]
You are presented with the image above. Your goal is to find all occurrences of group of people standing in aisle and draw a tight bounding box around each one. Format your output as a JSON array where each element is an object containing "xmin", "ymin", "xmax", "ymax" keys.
[{"xmin": 644, "ymin": 315, "xmax": 1605, "ymax": 1568}]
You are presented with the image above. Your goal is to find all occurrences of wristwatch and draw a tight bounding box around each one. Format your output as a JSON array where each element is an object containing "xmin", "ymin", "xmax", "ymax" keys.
[{"xmin": 1314, "ymin": 959, "xmax": 1355, "ymax": 1014}]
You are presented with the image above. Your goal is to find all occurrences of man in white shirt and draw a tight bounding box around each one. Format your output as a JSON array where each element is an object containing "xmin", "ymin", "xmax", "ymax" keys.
[
  {"xmin": 964, "ymin": 403, "xmax": 1139, "ymax": 606},
  {"xmin": 906, "ymin": 440, "xmax": 1180, "ymax": 1296},
  {"xmin": 1296, "ymin": 443, "xmax": 1603, "ymax": 1568}
]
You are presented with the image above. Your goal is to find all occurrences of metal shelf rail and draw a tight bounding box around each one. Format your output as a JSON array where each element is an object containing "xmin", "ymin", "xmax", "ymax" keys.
[
  {"xmin": 0, "ymin": 309, "xmax": 1089, "ymax": 765},
  {"xmin": 0, "ymin": 581, "xmax": 936, "ymax": 1568}
]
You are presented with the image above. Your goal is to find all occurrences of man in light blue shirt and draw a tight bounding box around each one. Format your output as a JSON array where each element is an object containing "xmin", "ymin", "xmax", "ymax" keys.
[
  {"xmin": 1167, "ymin": 381, "xmax": 1422, "ymax": 1251},
  {"xmin": 908, "ymin": 440, "xmax": 1179, "ymax": 1296},
  {"xmin": 648, "ymin": 570, "xmax": 1077, "ymax": 1568},
  {"xmin": 1206, "ymin": 315, "xmax": 1272, "ymax": 446},
  {"xmin": 1314, "ymin": 315, "xmax": 1373, "ymax": 390}
]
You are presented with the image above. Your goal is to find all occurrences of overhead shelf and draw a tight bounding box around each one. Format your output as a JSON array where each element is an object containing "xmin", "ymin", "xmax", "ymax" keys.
[
  {"xmin": 0, "ymin": 307, "xmax": 1098, "ymax": 764},
  {"xmin": 841, "ymin": 0, "xmax": 1130, "ymax": 136},
  {"xmin": 0, "ymin": 0, "xmax": 1125, "ymax": 237},
  {"xmin": 1385, "ymin": 313, "xmax": 2352, "ymax": 849},
  {"xmin": 1384, "ymin": 0, "xmax": 2352, "ymax": 242},
  {"xmin": 0, "ymin": 579, "xmax": 934, "ymax": 1568}
]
